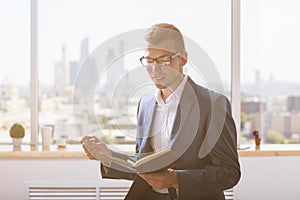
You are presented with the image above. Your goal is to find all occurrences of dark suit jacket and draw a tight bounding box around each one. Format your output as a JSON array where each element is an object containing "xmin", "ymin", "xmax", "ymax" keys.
[{"xmin": 101, "ymin": 77, "xmax": 241, "ymax": 200}]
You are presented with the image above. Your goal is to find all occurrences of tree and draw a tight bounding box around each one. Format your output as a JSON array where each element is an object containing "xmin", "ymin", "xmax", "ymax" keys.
[{"xmin": 265, "ymin": 130, "xmax": 285, "ymax": 144}]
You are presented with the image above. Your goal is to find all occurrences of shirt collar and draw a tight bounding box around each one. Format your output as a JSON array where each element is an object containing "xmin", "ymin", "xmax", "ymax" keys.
[{"xmin": 155, "ymin": 75, "xmax": 188, "ymax": 105}]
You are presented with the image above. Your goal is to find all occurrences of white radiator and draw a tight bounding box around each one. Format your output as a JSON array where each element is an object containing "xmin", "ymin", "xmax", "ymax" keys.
[
  {"xmin": 224, "ymin": 188, "xmax": 234, "ymax": 200},
  {"xmin": 27, "ymin": 182, "xmax": 234, "ymax": 200},
  {"xmin": 27, "ymin": 182, "xmax": 131, "ymax": 200}
]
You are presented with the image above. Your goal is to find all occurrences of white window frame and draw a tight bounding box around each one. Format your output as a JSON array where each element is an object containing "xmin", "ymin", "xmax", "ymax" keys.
[
  {"xmin": 231, "ymin": 0, "xmax": 241, "ymax": 146},
  {"xmin": 30, "ymin": 0, "xmax": 38, "ymax": 145}
]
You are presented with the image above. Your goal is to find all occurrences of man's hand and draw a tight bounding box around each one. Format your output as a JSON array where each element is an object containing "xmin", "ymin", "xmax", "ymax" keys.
[
  {"xmin": 138, "ymin": 169, "xmax": 178, "ymax": 189},
  {"xmin": 80, "ymin": 136, "xmax": 112, "ymax": 166}
]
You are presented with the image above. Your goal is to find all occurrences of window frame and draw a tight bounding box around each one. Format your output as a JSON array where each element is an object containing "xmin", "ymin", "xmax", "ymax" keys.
[
  {"xmin": 30, "ymin": 0, "xmax": 38, "ymax": 145},
  {"xmin": 231, "ymin": 0, "xmax": 241, "ymax": 145}
]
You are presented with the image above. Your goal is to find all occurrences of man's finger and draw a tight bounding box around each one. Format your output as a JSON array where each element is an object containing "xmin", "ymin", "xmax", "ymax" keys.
[
  {"xmin": 80, "ymin": 136, "xmax": 92, "ymax": 144},
  {"xmin": 80, "ymin": 136, "xmax": 87, "ymax": 144}
]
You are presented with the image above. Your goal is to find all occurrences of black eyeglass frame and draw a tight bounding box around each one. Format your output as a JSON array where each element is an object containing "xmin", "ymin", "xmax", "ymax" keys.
[{"xmin": 139, "ymin": 52, "xmax": 182, "ymax": 67}]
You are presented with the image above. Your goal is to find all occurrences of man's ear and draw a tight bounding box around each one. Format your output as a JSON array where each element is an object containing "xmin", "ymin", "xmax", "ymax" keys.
[{"xmin": 180, "ymin": 51, "xmax": 188, "ymax": 66}]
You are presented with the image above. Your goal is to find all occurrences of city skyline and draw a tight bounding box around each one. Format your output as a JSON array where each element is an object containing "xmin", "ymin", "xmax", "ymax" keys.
[
  {"xmin": 1, "ymin": 0, "xmax": 300, "ymax": 145},
  {"xmin": 1, "ymin": 0, "xmax": 300, "ymax": 87}
]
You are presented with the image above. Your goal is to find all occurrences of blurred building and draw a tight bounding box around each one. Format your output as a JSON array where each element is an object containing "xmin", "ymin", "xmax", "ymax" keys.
[
  {"xmin": 54, "ymin": 44, "xmax": 68, "ymax": 95},
  {"xmin": 80, "ymin": 37, "xmax": 89, "ymax": 64},
  {"xmin": 263, "ymin": 112, "xmax": 300, "ymax": 139},
  {"xmin": 241, "ymin": 98, "xmax": 267, "ymax": 114},
  {"xmin": 69, "ymin": 61, "xmax": 79, "ymax": 86},
  {"xmin": 287, "ymin": 96, "xmax": 300, "ymax": 112}
]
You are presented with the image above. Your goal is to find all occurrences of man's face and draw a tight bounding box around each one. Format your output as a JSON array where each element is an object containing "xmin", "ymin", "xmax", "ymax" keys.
[{"xmin": 144, "ymin": 46, "xmax": 185, "ymax": 90}]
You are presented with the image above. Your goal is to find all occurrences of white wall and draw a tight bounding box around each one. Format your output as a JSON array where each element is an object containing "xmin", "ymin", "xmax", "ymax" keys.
[
  {"xmin": 0, "ymin": 159, "xmax": 131, "ymax": 200},
  {"xmin": 0, "ymin": 157, "xmax": 300, "ymax": 200},
  {"xmin": 235, "ymin": 156, "xmax": 300, "ymax": 200}
]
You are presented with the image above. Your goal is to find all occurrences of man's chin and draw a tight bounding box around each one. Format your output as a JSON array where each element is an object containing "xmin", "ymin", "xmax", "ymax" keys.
[{"xmin": 154, "ymin": 83, "xmax": 167, "ymax": 89}]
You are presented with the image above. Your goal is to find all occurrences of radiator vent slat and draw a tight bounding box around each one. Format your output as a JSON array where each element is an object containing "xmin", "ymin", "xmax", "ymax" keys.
[
  {"xmin": 30, "ymin": 198, "xmax": 95, "ymax": 200},
  {"xmin": 224, "ymin": 188, "xmax": 234, "ymax": 200},
  {"xmin": 29, "ymin": 187, "xmax": 96, "ymax": 200},
  {"xmin": 99, "ymin": 187, "xmax": 129, "ymax": 200}
]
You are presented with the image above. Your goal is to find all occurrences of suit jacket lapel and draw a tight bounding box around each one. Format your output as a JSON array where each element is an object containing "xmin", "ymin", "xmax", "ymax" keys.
[
  {"xmin": 138, "ymin": 96, "xmax": 156, "ymax": 158},
  {"xmin": 169, "ymin": 79, "xmax": 201, "ymax": 155},
  {"xmin": 170, "ymin": 91, "xmax": 194, "ymax": 140}
]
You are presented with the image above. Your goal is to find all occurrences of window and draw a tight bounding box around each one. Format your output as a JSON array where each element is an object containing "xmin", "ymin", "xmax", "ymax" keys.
[
  {"xmin": 38, "ymin": 0, "xmax": 231, "ymax": 146},
  {"xmin": 241, "ymin": 0, "xmax": 300, "ymax": 144},
  {"xmin": 3, "ymin": 0, "xmax": 299, "ymax": 148},
  {"xmin": 0, "ymin": 0, "xmax": 30, "ymax": 144}
]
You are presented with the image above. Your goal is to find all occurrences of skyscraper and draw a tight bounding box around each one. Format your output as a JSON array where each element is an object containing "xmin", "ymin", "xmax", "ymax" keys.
[
  {"xmin": 61, "ymin": 44, "xmax": 68, "ymax": 88},
  {"xmin": 69, "ymin": 61, "xmax": 79, "ymax": 86},
  {"xmin": 69, "ymin": 37, "xmax": 90, "ymax": 89},
  {"xmin": 54, "ymin": 44, "xmax": 68, "ymax": 94},
  {"xmin": 54, "ymin": 62, "xmax": 62, "ymax": 91},
  {"xmin": 104, "ymin": 41, "xmax": 125, "ymax": 95},
  {"xmin": 287, "ymin": 96, "xmax": 300, "ymax": 112},
  {"xmin": 80, "ymin": 37, "xmax": 89, "ymax": 65}
]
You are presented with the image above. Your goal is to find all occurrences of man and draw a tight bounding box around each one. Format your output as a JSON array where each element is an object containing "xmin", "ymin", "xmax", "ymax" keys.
[{"xmin": 81, "ymin": 23, "xmax": 240, "ymax": 200}]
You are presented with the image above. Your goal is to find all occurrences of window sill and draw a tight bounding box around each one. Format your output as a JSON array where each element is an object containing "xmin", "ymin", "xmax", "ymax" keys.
[
  {"xmin": 238, "ymin": 144, "xmax": 300, "ymax": 157},
  {"xmin": 0, "ymin": 144, "xmax": 86, "ymax": 159},
  {"xmin": 0, "ymin": 144, "xmax": 300, "ymax": 159},
  {"xmin": 0, "ymin": 144, "xmax": 135, "ymax": 159}
]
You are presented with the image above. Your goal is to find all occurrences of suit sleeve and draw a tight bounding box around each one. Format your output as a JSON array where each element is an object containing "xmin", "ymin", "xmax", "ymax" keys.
[
  {"xmin": 176, "ymin": 96, "xmax": 241, "ymax": 198},
  {"xmin": 101, "ymin": 164, "xmax": 135, "ymax": 180},
  {"xmin": 100, "ymin": 99, "xmax": 142, "ymax": 181}
]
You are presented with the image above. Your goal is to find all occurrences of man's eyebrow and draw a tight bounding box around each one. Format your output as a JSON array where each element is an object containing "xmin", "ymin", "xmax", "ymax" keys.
[{"xmin": 144, "ymin": 54, "xmax": 173, "ymax": 59}]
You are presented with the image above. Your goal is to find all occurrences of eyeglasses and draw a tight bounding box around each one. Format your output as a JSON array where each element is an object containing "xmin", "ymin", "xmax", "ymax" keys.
[{"xmin": 139, "ymin": 52, "xmax": 181, "ymax": 67}]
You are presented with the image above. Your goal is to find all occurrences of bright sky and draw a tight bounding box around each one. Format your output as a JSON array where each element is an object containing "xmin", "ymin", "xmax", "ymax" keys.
[
  {"xmin": 0, "ymin": 0, "xmax": 300, "ymax": 87},
  {"xmin": 241, "ymin": 0, "xmax": 300, "ymax": 83}
]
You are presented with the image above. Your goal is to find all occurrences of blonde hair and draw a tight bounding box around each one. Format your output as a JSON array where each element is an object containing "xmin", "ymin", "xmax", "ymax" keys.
[{"xmin": 144, "ymin": 23, "xmax": 185, "ymax": 52}]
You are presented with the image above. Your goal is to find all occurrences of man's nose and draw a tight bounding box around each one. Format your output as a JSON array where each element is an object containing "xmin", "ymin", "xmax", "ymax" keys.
[{"xmin": 151, "ymin": 62, "xmax": 162, "ymax": 73}]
